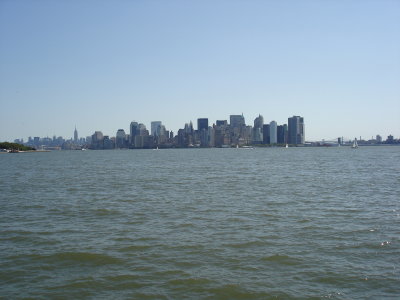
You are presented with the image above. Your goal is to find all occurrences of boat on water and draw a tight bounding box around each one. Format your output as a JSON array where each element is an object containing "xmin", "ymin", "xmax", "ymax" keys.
[
  {"xmin": 285, "ymin": 144, "xmax": 289, "ymax": 148},
  {"xmin": 351, "ymin": 138, "xmax": 358, "ymax": 149}
]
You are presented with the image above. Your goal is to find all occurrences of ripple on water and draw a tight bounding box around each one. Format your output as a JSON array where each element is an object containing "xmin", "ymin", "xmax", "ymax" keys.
[
  {"xmin": 260, "ymin": 254, "xmax": 302, "ymax": 266},
  {"xmin": 7, "ymin": 252, "xmax": 123, "ymax": 268},
  {"xmin": 1, "ymin": 147, "xmax": 399, "ymax": 299}
]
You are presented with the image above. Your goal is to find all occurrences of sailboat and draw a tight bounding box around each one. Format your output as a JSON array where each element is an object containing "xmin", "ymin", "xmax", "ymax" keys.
[
  {"xmin": 351, "ymin": 138, "xmax": 358, "ymax": 149},
  {"xmin": 285, "ymin": 144, "xmax": 289, "ymax": 148}
]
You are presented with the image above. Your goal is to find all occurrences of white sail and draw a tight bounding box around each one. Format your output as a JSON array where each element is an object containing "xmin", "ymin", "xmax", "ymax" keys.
[{"xmin": 351, "ymin": 138, "xmax": 358, "ymax": 149}]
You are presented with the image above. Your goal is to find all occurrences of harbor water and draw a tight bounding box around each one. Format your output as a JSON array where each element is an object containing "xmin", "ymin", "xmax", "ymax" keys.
[{"xmin": 0, "ymin": 147, "xmax": 399, "ymax": 299}]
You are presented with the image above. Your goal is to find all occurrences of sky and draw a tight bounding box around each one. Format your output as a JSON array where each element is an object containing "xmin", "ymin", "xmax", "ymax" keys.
[{"xmin": 1, "ymin": 0, "xmax": 399, "ymax": 142}]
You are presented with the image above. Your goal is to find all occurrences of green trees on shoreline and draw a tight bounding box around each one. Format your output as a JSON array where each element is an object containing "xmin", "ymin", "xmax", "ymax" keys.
[{"xmin": 0, "ymin": 142, "xmax": 36, "ymax": 151}]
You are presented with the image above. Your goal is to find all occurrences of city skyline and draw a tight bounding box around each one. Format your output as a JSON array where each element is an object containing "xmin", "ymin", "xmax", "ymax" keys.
[
  {"xmin": 11, "ymin": 113, "xmax": 399, "ymax": 150},
  {"xmin": 1, "ymin": 1, "xmax": 399, "ymax": 142},
  {"xmin": 5, "ymin": 113, "xmax": 399, "ymax": 144}
]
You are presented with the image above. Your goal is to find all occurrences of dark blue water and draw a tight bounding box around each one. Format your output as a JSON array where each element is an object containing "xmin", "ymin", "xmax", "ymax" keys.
[{"xmin": 1, "ymin": 147, "xmax": 399, "ymax": 299}]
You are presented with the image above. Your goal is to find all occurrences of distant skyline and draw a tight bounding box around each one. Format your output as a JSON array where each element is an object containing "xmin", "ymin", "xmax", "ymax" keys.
[{"xmin": 1, "ymin": 0, "xmax": 399, "ymax": 142}]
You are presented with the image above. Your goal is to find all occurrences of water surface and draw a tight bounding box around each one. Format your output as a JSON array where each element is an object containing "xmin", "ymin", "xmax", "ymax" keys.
[{"xmin": 1, "ymin": 147, "xmax": 399, "ymax": 299}]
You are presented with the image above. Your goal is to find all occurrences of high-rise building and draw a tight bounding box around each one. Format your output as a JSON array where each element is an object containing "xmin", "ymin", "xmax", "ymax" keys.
[
  {"xmin": 263, "ymin": 124, "xmax": 270, "ymax": 144},
  {"xmin": 216, "ymin": 120, "xmax": 227, "ymax": 127},
  {"xmin": 138, "ymin": 123, "xmax": 148, "ymax": 136},
  {"xmin": 151, "ymin": 121, "xmax": 162, "ymax": 136},
  {"xmin": 288, "ymin": 116, "xmax": 305, "ymax": 145},
  {"xmin": 116, "ymin": 129, "xmax": 127, "ymax": 148},
  {"xmin": 197, "ymin": 118, "xmax": 209, "ymax": 131},
  {"xmin": 254, "ymin": 114, "xmax": 264, "ymax": 130},
  {"xmin": 130, "ymin": 121, "xmax": 139, "ymax": 146},
  {"xmin": 269, "ymin": 121, "xmax": 277, "ymax": 144},
  {"xmin": 91, "ymin": 131, "xmax": 104, "ymax": 149},
  {"xmin": 277, "ymin": 124, "xmax": 288, "ymax": 144},
  {"xmin": 74, "ymin": 126, "xmax": 78, "ymax": 142},
  {"xmin": 230, "ymin": 114, "xmax": 245, "ymax": 128},
  {"xmin": 252, "ymin": 115, "xmax": 264, "ymax": 144}
]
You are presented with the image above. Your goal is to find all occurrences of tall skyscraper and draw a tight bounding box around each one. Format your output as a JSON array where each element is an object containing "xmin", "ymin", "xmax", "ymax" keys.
[
  {"xmin": 151, "ymin": 121, "xmax": 162, "ymax": 136},
  {"xmin": 254, "ymin": 114, "xmax": 264, "ymax": 129},
  {"xmin": 197, "ymin": 118, "xmax": 209, "ymax": 131},
  {"xmin": 269, "ymin": 121, "xmax": 277, "ymax": 144},
  {"xmin": 252, "ymin": 115, "xmax": 264, "ymax": 143},
  {"xmin": 130, "ymin": 121, "xmax": 139, "ymax": 146},
  {"xmin": 277, "ymin": 124, "xmax": 288, "ymax": 144},
  {"xmin": 74, "ymin": 126, "xmax": 78, "ymax": 142},
  {"xmin": 288, "ymin": 116, "xmax": 305, "ymax": 145},
  {"xmin": 116, "ymin": 129, "xmax": 127, "ymax": 148},
  {"xmin": 230, "ymin": 114, "xmax": 245, "ymax": 128},
  {"xmin": 263, "ymin": 124, "xmax": 270, "ymax": 144},
  {"xmin": 216, "ymin": 120, "xmax": 227, "ymax": 127}
]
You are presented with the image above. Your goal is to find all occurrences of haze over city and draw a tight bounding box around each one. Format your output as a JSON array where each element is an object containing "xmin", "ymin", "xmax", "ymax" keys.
[{"xmin": 1, "ymin": 0, "xmax": 399, "ymax": 142}]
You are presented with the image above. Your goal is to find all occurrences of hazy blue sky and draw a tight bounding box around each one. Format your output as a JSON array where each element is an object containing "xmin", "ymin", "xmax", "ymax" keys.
[{"xmin": 1, "ymin": 0, "xmax": 399, "ymax": 142}]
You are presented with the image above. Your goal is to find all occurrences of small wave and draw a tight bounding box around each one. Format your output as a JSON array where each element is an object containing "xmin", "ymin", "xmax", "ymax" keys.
[
  {"xmin": 177, "ymin": 223, "xmax": 195, "ymax": 228},
  {"xmin": 168, "ymin": 278, "xmax": 212, "ymax": 286},
  {"xmin": 209, "ymin": 284, "xmax": 284, "ymax": 299},
  {"xmin": 261, "ymin": 254, "xmax": 301, "ymax": 266},
  {"xmin": 298, "ymin": 218, "xmax": 311, "ymax": 223},
  {"xmin": 223, "ymin": 240, "xmax": 267, "ymax": 248},
  {"xmin": 154, "ymin": 269, "xmax": 189, "ymax": 277},
  {"xmin": 93, "ymin": 208, "xmax": 121, "ymax": 216},
  {"xmin": 10, "ymin": 252, "xmax": 123, "ymax": 266},
  {"xmin": 102, "ymin": 274, "xmax": 145, "ymax": 289},
  {"xmin": 119, "ymin": 245, "xmax": 152, "ymax": 252}
]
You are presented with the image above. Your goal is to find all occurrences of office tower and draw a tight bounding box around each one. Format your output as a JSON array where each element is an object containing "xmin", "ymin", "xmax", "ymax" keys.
[
  {"xmin": 270, "ymin": 121, "xmax": 277, "ymax": 144},
  {"xmin": 74, "ymin": 126, "xmax": 78, "ymax": 142},
  {"xmin": 288, "ymin": 116, "xmax": 305, "ymax": 145},
  {"xmin": 151, "ymin": 121, "xmax": 162, "ymax": 136},
  {"xmin": 216, "ymin": 120, "xmax": 227, "ymax": 126},
  {"xmin": 91, "ymin": 131, "xmax": 104, "ymax": 149},
  {"xmin": 252, "ymin": 115, "xmax": 264, "ymax": 144},
  {"xmin": 138, "ymin": 123, "xmax": 148, "ymax": 136},
  {"xmin": 254, "ymin": 114, "xmax": 264, "ymax": 129},
  {"xmin": 214, "ymin": 121, "xmax": 230, "ymax": 147},
  {"xmin": 263, "ymin": 124, "xmax": 270, "ymax": 144},
  {"xmin": 230, "ymin": 114, "xmax": 245, "ymax": 128},
  {"xmin": 386, "ymin": 135, "xmax": 394, "ymax": 144},
  {"xmin": 130, "ymin": 121, "xmax": 139, "ymax": 146},
  {"xmin": 116, "ymin": 129, "xmax": 127, "ymax": 148},
  {"xmin": 103, "ymin": 136, "xmax": 114, "ymax": 149},
  {"xmin": 184, "ymin": 121, "xmax": 194, "ymax": 134},
  {"xmin": 277, "ymin": 124, "xmax": 288, "ymax": 144},
  {"xmin": 197, "ymin": 118, "xmax": 209, "ymax": 131}
]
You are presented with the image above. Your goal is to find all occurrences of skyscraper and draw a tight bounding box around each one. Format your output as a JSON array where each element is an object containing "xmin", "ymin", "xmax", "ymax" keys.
[
  {"xmin": 130, "ymin": 121, "xmax": 139, "ymax": 146},
  {"xmin": 277, "ymin": 124, "xmax": 288, "ymax": 144},
  {"xmin": 197, "ymin": 118, "xmax": 209, "ymax": 131},
  {"xmin": 269, "ymin": 121, "xmax": 277, "ymax": 144},
  {"xmin": 288, "ymin": 116, "xmax": 305, "ymax": 145},
  {"xmin": 74, "ymin": 126, "xmax": 78, "ymax": 142},
  {"xmin": 263, "ymin": 124, "xmax": 270, "ymax": 144},
  {"xmin": 254, "ymin": 114, "xmax": 264, "ymax": 129},
  {"xmin": 230, "ymin": 114, "xmax": 245, "ymax": 128},
  {"xmin": 252, "ymin": 115, "xmax": 264, "ymax": 143},
  {"xmin": 116, "ymin": 129, "xmax": 127, "ymax": 148},
  {"xmin": 216, "ymin": 120, "xmax": 227, "ymax": 126},
  {"xmin": 151, "ymin": 121, "xmax": 162, "ymax": 136}
]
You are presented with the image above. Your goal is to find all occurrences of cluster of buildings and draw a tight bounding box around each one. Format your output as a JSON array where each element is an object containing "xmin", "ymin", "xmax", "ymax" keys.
[
  {"xmin": 14, "ymin": 114, "xmax": 399, "ymax": 150},
  {"xmin": 15, "ymin": 127, "xmax": 85, "ymax": 150},
  {"xmin": 88, "ymin": 115, "xmax": 305, "ymax": 149}
]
